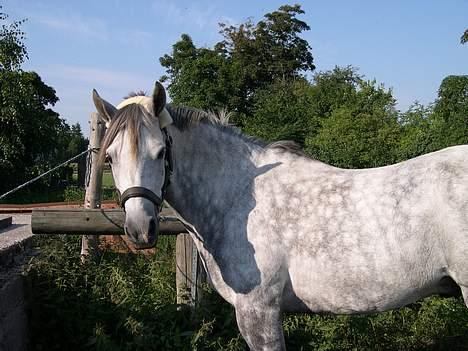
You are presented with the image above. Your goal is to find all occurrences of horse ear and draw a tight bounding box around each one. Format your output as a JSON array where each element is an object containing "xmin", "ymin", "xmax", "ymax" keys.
[
  {"xmin": 92, "ymin": 89, "xmax": 117, "ymax": 125},
  {"xmin": 152, "ymin": 81, "xmax": 166, "ymax": 116}
]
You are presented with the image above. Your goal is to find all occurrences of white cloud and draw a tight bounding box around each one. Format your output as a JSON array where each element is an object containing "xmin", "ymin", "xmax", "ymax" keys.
[
  {"xmin": 44, "ymin": 64, "xmax": 150, "ymax": 91},
  {"xmin": 30, "ymin": 11, "xmax": 152, "ymax": 46},
  {"xmin": 152, "ymin": 0, "xmax": 219, "ymax": 29},
  {"xmin": 33, "ymin": 14, "xmax": 109, "ymax": 41}
]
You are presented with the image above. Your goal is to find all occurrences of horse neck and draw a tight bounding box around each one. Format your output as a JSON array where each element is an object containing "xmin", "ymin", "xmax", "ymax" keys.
[{"xmin": 164, "ymin": 123, "xmax": 260, "ymax": 233}]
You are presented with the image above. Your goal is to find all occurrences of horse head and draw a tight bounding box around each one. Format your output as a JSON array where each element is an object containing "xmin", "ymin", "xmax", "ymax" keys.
[{"xmin": 92, "ymin": 82, "xmax": 173, "ymax": 249}]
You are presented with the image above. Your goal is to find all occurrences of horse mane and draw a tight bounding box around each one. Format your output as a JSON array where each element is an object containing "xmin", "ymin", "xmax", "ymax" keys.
[
  {"xmin": 166, "ymin": 105, "xmax": 231, "ymax": 130},
  {"xmin": 266, "ymin": 140, "xmax": 308, "ymax": 157},
  {"xmin": 167, "ymin": 106, "xmax": 308, "ymax": 157},
  {"xmin": 99, "ymin": 91, "xmax": 309, "ymax": 163}
]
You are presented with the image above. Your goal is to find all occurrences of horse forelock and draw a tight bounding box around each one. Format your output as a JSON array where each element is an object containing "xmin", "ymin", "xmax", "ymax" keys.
[
  {"xmin": 99, "ymin": 103, "xmax": 157, "ymax": 164},
  {"xmin": 123, "ymin": 91, "xmax": 147, "ymax": 99}
]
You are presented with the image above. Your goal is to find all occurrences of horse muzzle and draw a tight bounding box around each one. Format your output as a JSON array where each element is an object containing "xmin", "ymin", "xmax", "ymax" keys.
[
  {"xmin": 119, "ymin": 188, "xmax": 163, "ymax": 249},
  {"xmin": 124, "ymin": 211, "xmax": 159, "ymax": 249}
]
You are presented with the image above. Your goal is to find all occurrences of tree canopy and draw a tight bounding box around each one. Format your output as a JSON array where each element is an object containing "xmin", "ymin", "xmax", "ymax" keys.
[
  {"xmin": 160, "ymin": 4, "xmax": 314, "ymax": 121},
  {"xmin": 0, "ymin": 9, "xmax": 85, "ymax": 193}
]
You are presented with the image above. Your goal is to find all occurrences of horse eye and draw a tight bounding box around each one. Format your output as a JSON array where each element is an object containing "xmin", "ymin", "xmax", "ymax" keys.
[{"xmin": 106, "ymin": 154, "xmax": 113, "ymax": 164}]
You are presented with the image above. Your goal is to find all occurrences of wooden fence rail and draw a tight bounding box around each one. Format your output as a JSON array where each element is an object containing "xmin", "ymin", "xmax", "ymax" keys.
[{"xmin": 32, "ymin": 208, "xmax": 187, "ymax": 235}]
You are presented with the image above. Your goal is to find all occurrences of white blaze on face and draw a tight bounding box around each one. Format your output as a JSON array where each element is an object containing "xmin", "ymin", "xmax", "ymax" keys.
[{"xmin": 106, "ymin": 112, "xmax": 167, "ymax": 247}]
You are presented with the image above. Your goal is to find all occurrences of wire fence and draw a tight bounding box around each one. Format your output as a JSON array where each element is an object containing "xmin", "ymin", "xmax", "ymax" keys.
[{"xmin": 0, "ymin": 148, "xmax": 94, "ymax": 201}]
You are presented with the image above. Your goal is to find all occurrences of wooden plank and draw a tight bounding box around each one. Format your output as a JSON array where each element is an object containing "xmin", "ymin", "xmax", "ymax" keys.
[{"xmin": 31, "ymin": 208, "xmax": 186, "ymax": 235}]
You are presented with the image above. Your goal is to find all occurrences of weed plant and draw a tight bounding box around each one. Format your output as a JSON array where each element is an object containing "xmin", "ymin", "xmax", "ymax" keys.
[{"xmin": 27, "ymin": 236, "xmax": 468, "ymax": 350}]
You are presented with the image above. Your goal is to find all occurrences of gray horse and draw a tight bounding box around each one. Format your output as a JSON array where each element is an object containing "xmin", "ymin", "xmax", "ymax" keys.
[{"xmin": 93, "ymin": 82, "xmax": 467, "ymax": 350}]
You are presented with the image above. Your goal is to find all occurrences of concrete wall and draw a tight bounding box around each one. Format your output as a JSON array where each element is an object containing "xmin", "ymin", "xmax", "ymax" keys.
[{"xmin": 0, "ymin": 215, "xmax": 34, "ymax": 351}]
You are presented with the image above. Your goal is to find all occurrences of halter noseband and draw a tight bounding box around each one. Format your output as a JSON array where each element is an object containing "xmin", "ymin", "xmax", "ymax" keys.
[
  {"xmin": 119, "ymin": 186, "xmax": 163, "ymax": 208},
  {"xmin": 117, "ymin": 127, "xmax": 173, "ymax": 210}
]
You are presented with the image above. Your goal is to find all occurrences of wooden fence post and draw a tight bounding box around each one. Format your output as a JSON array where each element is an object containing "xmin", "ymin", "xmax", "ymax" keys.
[
  {"xmin": 81, "ymin": 112, "xmax": 106, "ymax": 259},
  {"xmin": 176, "ymin": 234, "xmax": 206, "ymax": 306}
]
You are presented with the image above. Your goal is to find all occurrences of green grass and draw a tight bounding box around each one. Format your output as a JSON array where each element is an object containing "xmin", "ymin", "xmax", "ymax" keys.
[
  {"xmin": 0, "ymin": 187, "xmax": 66, "ymax": 204},
  {"xmin": 102, "ymin": 171, "xmax": 114, "ymax": 187},
  {"xmin": 70, "ymin": 170, "xmax": 113, "ymax": 187},
  {"xmin": 27, "ymin": 236, "xmax": 468, "ymax": 351}
]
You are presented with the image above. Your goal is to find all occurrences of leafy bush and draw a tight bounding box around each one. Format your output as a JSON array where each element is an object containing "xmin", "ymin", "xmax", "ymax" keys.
[
  {"xmin": 27, "ymin": 236, "xmax": 468, "ymax": 350},
  {"xmin": 64, "ymin": 186, "xmax": 86, "ymax": 202},
  {"xmin": 27, "ymin": 236, "xmax": 245, "ymax": 351},
  {"xmin": 63, "ymin": 185, "xmax": 118, "ymax": 202}
]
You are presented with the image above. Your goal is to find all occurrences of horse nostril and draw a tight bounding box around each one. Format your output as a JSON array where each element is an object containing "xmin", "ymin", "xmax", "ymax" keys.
[{"xmin": 148, "ymin": 218, "xmax": 156, "ymax": 241}]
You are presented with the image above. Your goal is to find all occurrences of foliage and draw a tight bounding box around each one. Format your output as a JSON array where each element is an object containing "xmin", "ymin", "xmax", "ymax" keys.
[
  {"xmin": 305, "ymin": 78, "xmax": 400, "ymax": 168},
  {"xmin": 28, "ymin": 235, "xmax": 468, "ymax": 350},
  {"xmin": 27, "ymin": 235, "xmax": 245, "ymax": 351},
  {"xmin": 426, "ymin": 75, "xmax": 468, "ymax": 151},
  {"xmin": 396, "ymin": 103, "xmax": 433, "ymax": 161},
  {"xmin": 461, "ymin": 29, "xmax": 468, "ymax": 44},
  {"xmin": 244, "ymin": 66, "xmax": 468, "ymax": 169},
  {"xmin": 160, "ymin": 4, "xmax": 314, "ymax": 120},
  {"xmin": 216, "ymin": 4, "xmax": 314, "ymax": 109},
  {"xmin": 0, "ymin": 9, "xmax": 86, "ymax": 196},
  {"xmin": 64, "ymin": 185, "xmax": 117, "ymax": 202},
  {"xmin": 160, "ymin": 35, "xmax": 237, "ymax": 111},
  {"xmin": 244, "ymin": 78, "xmax": 313, "ymax": 145},
  {"xmin": 63, "ymin": 186, "xmax": 86, "ymax": 202},
  {"xmin": 0, "ymin": 69, "xmax": 63, "ymax": 191},
  {"xmin": 61, "ymin": 123, "xmax": 88, "ymax": 161},
  {"xmin": 0, "ymin": 9, "xmax": 27, "ymax": 70}
]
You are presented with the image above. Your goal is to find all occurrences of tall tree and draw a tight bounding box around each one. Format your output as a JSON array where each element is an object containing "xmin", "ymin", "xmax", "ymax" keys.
[
  {"xmin": 0, "ymin": 10, "xmax": 27, "ymax": 70},
  {"xmin": 160, "ymin": 4, "xmax": 314, "ymax": 119},
  {"xmin": 160, "ymin": 34, "xmax": 236, "ymax": 110},
  {"xmin": 243, "ymin": 78, "xmax": 312, "ymax": 145},
  {"xmin": 305, "ymin": 75, "xmax": 400, "ymax": 168},
  {"xmin": 216, "ymin": 4, "xmax": 314, "ymax": 94},
  {"xmin": 427, "ymin": 75, "xmax": 468, "ymax": 151},
  {"xmin": 396, "ymin": 103, "xmax": 433, "ymax": 161},
  {"xmin": 0, "ymin": 10, "xmax": 68, "ymax": 193}
]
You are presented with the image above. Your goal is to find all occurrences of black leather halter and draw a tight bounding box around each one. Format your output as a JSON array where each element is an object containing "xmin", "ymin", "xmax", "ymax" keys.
[
  {"xmin": 119, "ymin": 186, "xmax": 162, "ymax": 208},
  {"xmin": 117, "ymin": 128, "xmax": 173, "ymax": 210}
]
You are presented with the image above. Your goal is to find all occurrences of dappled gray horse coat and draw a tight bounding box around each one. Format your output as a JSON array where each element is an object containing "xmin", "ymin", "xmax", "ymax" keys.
[{"xmin": 93, "ymin": 82, "xmax": 468, "ymax": 351}]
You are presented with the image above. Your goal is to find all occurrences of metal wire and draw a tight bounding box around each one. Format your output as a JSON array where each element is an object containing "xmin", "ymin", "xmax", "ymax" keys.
[{"xmin": 0, "ymin": 148, "xmax": 95, "ymax": 201}]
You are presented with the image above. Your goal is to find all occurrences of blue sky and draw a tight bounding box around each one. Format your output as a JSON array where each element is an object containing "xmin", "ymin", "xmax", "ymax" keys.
[{"xmin": 3, "ymin": 0, "xmax": 467, "ymax": 131}]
